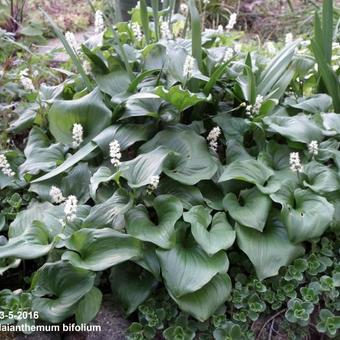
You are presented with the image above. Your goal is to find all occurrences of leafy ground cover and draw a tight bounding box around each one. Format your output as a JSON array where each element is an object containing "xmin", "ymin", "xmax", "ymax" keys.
[{"xmin": 0, "ymin": 0, "xmax": 339, "ymax": 339}]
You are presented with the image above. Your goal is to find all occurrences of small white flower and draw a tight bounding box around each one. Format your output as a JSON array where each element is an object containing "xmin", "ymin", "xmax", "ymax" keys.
[
  {"xmin": 19, "ymin": 70, "xmax": 34, "ymax": 91},
  {"xmin": 65, "ymin": 31, "xmax": 78, "ymax": 54},
  {"xmin": 180, "ymin": 3, "xmax": 188, "ymax": 15},
  {"xmin": 160, "ymin": 20, "xmax": 172, "ymax": 40},
  {"xmin": 110, "ymin": 139, "xmax": 121, "ymax": 166},
  {"xmin": 83, "ymin": 60, "xmax": 91, "ymax": 73},
  {"xmin": 226, "ymin": 13, "xmax": 237, "ymax": 31},
  {"xmin": 72, "ymin": 123, "xmax": 83, "ymax": 148},
  {"xmin": 245, "ymin": 95, "xmax": 264, "ymax": 118},
  {"xmin": 223, "ymin": 48, "xmax": 234, "ymax": 62},
  {"xmin": 183, "ymin": 55, "xmax": 195, "ymax": 78},
  {"xmin": 289, "ymin": 152, "xmax": 303, "ymax": 173},
  {"xmin": 49, "ymin": 186, "xmax": 65, "ymax": 204},
  {"xmin": 64, "ymin": 195, "xmax": 78, "ymax": 221},
  {"xmin": 285, "ymin": 32, "xmax": 293, "ymax": 45},
  {"xmin": 147, "ymin": 175, "xmax": 160, "ymax": 194},
  {"xmin": 0, "ymin": 154, "xmax": 15, "ymax": 177},
  {"xmin": 234, "ymin": 43, "xmax": 241, "ymax": 54},
  {"xmin": 95, "ymin": 10, "xmax": 105, "ymax": 34},
  {"xmin": 207, "ymin": 126, "xmax": 221, "ymax": 152},
  {"xmin": 131, "ymin": 22, "xmax": 143, "ymax": 42},
  {"xmin": 265, "ymin": 41, "xmax": 277, "ymax": 55},
  {"xmin": 217, "ymin": 25, "xmax": 224, "ymax": 34},
  {"xmin": 203, "ymin": 0, "xmax": 210, "ymax": 5},
  {"xmin": 308, "ymin": 140, "xmax": 319, "ymax": 156}
]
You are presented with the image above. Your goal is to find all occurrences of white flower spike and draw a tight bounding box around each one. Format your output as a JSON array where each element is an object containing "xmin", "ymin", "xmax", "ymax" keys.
[
  {"xmin": 64, "ymin": 195, "xmax": 78, "ymax": 222},
  {"xmin": 289, "ymin": 152, "xmax": 303, "ymax": 173},
  {"xmin": 72, "ymin": 123, "xmax": 83, "ymax": 148},
  {"xmin": 147, "ymin": 175, "xmax": 160, "ymax": 194},
  {"xmin": 49, "ymin": 186, "xmax": 65, "ymax": 204},
  {"xmin": 0, "ymin": 154, "xmax": 15, "ymax": 177},
  {"xmin": 308, "ymin": 140, "xmax": 319, "ymax": 156},
  {"xmin": 183, "ymin": 55, "xmax": 195, "ymax": 78},
  {"xmin": 95, "ymin": 10, "xmax": 105, "ymax": 34},
  {"xmin": 110, "ymin": 139, "xmax": 122, "ymax": 166},
  {"xmin": 207, "ymin": 126, "xmax": 221, "ymax": 152},
  {"xmin": 226, "ymin": 13, "xmax": 237, "ymax": 31}
]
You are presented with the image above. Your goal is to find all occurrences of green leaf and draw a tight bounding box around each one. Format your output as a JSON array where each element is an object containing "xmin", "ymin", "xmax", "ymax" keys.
[
  {"xmin": 156, "ymin": 244, "xmax": 228, "ymax": 297},
  {"xmin": 94, "ymin": 70, "xmax": 130, "ymax": 98},
  {"xmin": 120, "ymin": 147, "xmax": 170, "ymax": 188},
  {"xmin": 75, "ymin": 287, "xmax": 102, "ymax": 324},
  {"xmin": 155, "ymin": 85, "xmax": 210, "ymax": 111},
  {"xmin": 20, "ymin": 127, "xmax": 65, "ymax": 175},
  {"xmin": 110, "ymin": 263, "xmax": 158, "ymax": 314},
  {"xmin": 183, "ymin": 207, "xmax": 235, "ymax": 255},
  {"xmin": 141, "ymin": 130, "xmax": 218, "ymax": 185},
  {"xmin": 223, "ymin": 187, "xmax": 272, "ymax": 232},
  {"xmin": 170, "ymin": 273, "xmax": 232, "ymax": 322},
  {"xmin": 0, "ymin": 222, "xmax": 52, "ymax": 259},
  {"xmin": 219, "ymin": 159, "xmax": 273, "ymax": 187},
  {"xmin": 281, "ymin": 189, "xmax": 334, "ymax": 243},
  {"xmin": 32, "ymin": 261, "xmax": 95, "ymax": 323},
  {"xmin": 62, "ymin": 228, "xmax": 142, "ymax": 271},
  {"xmin": 321, "ymin": 112, "xmax": 340, "ymax": 135},
  {"xmin": 121, "ymin": 95, "xmax": 162, "ymax": 119},
  {"xmin": 83, "ymin": 189, "xmax": 133, "ymax": 228},
  {"xmin": 9, "ymin": 202, "xmax": 63, "ymax": 238},
  {"xmin": 236, "ymin": 216, "xmax": 305, "ymax": 280},
  {"xmin": 48, "ymin": 88, "xmax": 112, "ymax": 146},
  {"xmin": 303, "ymin": 161, "xmax": 339, "ymax": 194},
  {"xmin": 89, "ymin": 166, "xmax": 118, "ymax": 202},
  {"xmin": 288, "ymin": 94, "xmax": 332, "ymax": 114},
  {"xmin": 126, "ymin": 195, "xmax": 183, "ymax": 249},
  {"xmin": 264, "ymin": 113, "xmax": 323, "ymax": 143},
  {"xmin": 188, "ymin": 0, "xmax": 202, "ymax": 70}
]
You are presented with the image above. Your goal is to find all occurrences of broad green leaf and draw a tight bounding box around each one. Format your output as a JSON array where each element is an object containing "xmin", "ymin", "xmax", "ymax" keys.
[
  {"xmin": 281, "ymin": 189, "xmax": 334, "ymax": 243},
  {"xmin": 170, "ymin": 273, "xmax": 232, "ymax": 322},
  {"xmin": 9, "ymin": 201, "xmax": 63, "ymax": 238},
  {"xmin": 83, "ymin": 189, "xmax": 133, "ymax": 228},
  {"xmin": 236, "ymin": 217, "xmax": 305, "ymax": 280},
  {"xmin": 156, "ymin": 245, "xmax": 228, "ymax": 298},
  {"xmin": 142, "ymin": 43, "xmax": 167, "ymax": 70},
  {"xmin": 223, "ymin": 187, "xmax": 272, "ymax": 232},
  {"xmin": 0, "ymin": 258, "xmax": 21, "ymax": 276},
  {"xmin": 0, "ymin": 222, "xmax": 52, "ymax": 259},
  {"xmin": 158, "ymin": 177, "xmax": 204, "ymax": 210},
  {"xmin": 213, "ymin": 114, "xmax": 248, "ymax": 143},
  {"xmin": 20, "ymin": 127, "xmax": 65, "ymax": 175},
  {"xmin": 264, "ymin": 113, "xmax": 323, "ymax": 143},
  {"xmin": 110, "ymin": 263, "xmax": 158, "ymax": 314},
  {"xmin": 288, "ymin": 94, "xmax": 332, "ymax": 114},
  {"xmin": 303, "ymin": 161, "xmax": 339, "ymax": 194},
  {"xmin": 48, "ymin": 88, "xmax": 112, "ymax": 145},
  {"xmin": 183, "ymin": 207, "xmax": 235, "ymax": 255},
  {"xmin": 120, "ymin": 147, "xmax": 170, "ymax": 188},
  {"xmin": 219, "ymin": 159, "xmax": 273, "ymax": 187},
  {"xmin": 121, "ymin": 95, "xmax": 162, "ymax": 119},
  {"xmin": 126, "ymin": 195, "xmax": 183, "ymax": 249},
  {"xmin": 321, "ymin": 112, "xmax": 340, "ymax": 135},
  {"xmin": 30, "ymin": 163, "xmax": 91, "ymax": 204},
  {"xmin": 32, "ymin": 261, "xmax": 95, "ymax": 323},
  {"xmin": 155, "ymin": 85, "xmax": 210, "ymax": 111},
  {"xmin": 89, "ymin": 166, "xmax": 118, "ymax": 202},
  {"xmin": 94, "ymin": 70, "xmax": 130, "ymax": 98},
  {"xmin": 75, "ymin": 287, "xmax": 102, "ymax": 324},
  {"xmin": 141, "ymin": 130, "xmax": 218, "ymax": 185},
  {"xmin": 62, "ymin": 228, "xmax": 142, "ymax": 271}
]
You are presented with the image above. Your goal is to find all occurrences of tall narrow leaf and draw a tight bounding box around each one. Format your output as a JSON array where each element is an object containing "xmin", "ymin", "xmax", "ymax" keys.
[
  {"xmin": 42, "ymin": 10, "xmax": 93, "ymax": 91},
  {"xmin": 188, "ymin": 0, "xmax": 202, "ymax": 70},
  {"xmin": 140, "ymin": 0, "xmax": 150, "ymax": 43},
  {"xmin": 152, "ymin": 0, "xmax": 160, "ymax": 41},
  {"xmin": 322, "ymin": 0, "xmax": 333, "ymax": 63}
]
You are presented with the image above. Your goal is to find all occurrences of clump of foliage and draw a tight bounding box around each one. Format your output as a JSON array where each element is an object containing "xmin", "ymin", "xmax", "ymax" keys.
[
  {"xmin": 126, "ymin": 232, "xmax": 340, "ymax": 339},
  {"xmin": 0, "ymin": 0, "xmax": 339, "ymax": 338}
]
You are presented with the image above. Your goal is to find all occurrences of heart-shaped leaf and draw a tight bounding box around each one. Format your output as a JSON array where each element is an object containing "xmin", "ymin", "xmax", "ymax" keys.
[
  {"xmin": 141, "ymin": 130, "xmax": 218, "ymax": 185},
  {"xmin": 32, "ymin": 261, "xmax": 95, "ymax": 323},
  {"xmin": 183, "ymin": 207, "xmax": 235, "ymax": 255},
  {"xmin": 236, "ymin": 216, "xmax": 305, "ymax": 280},
  {"xmin": 75, "ymin": 287, "xmax": 102, "ymax": 324},
  {"xmin": 169, "ymin": 273, "xmax": 232, "ymax": 322},
  {"xmin": 62, "ymin": 228, "xmax": 142, "ymax": 271},
  {"xmin": 223, "ymin": 187, "xmax": 272, "ymax": 232},
  {"xmin": 126, "ymin": 195, "xmax": 183, "ymax": 249}
]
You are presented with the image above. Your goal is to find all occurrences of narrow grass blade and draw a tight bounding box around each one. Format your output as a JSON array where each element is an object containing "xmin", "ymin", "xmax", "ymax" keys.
[
  {"xmin": 322, "ymin": 0, "xmax": 333, "ymax": 63},
  {"xmin": 41, "ymin": 9, "xmax": 93, "ymax": 91}
]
